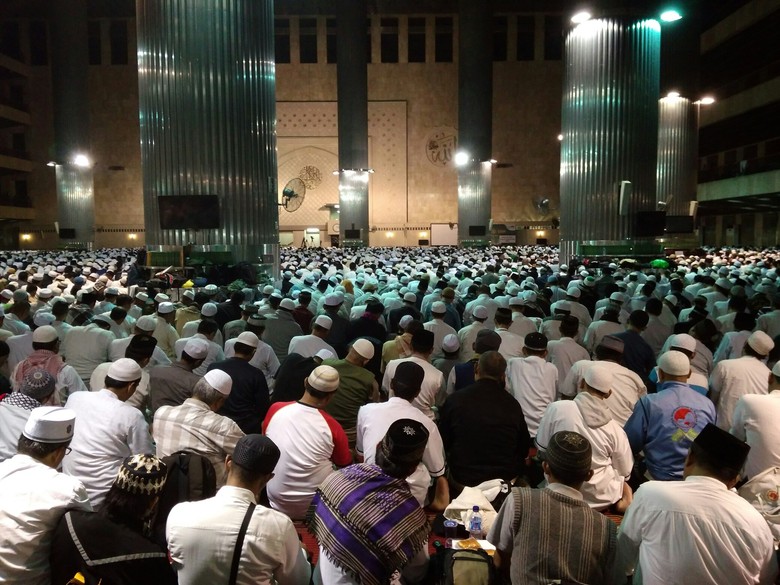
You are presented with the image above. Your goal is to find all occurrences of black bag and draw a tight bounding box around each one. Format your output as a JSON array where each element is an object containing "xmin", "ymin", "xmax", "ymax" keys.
[
  {"xmin": 432, "ymin": 547, "xmax": 497, "ymax": 585},
  {"xmin": 152, "ymin": 451, "xmax": 217, "ymax": 543}
]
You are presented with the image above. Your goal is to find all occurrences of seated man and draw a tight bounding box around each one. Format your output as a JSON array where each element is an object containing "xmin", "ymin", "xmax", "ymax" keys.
[
  {"xmin": 308, "ymin": 418, "xmax": 431, "ymax": 585},
  {"xmin": 154, "ymin": 370, "xmax": 244, "ymax": 487},
  {"xmin": 167, "ymin": 434, "xmax": 312, "ymax": 583},
  {"xmin": 0, "ymin": 369, "xmax": 57, "ymax": 461},
  {"xmin": 263, "ymin": 365, "xmax": 352, "ymax": 519},
  {"xmin": 488, "ymin": 431, "xmax": 617, "ymax": 584}
]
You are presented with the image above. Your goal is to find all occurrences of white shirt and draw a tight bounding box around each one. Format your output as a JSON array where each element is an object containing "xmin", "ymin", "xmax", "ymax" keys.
[
  {"xmin": 757, "ymin": 309, "xmax": 780, "ymax": 339},
  {"xmin": 506, "ymin": 355, "xmax": 558, "ymax": 437},
  {"xmin": 730, "ymin": 390, "xmax": 780, "ymax": 479},
  {"xmin": 614, "ymin": 476, "xmax": 777, "ymax": 585},
  {"xmin": 287, "ymin": 334, "xmax": 337, "ymax": 359},
  {"xmin": 181, "ymin": 319, "xmax": 224, "ymax": 347},
  {"xmin": 457, "ymin": 321, "xmax": 486, "ymax": 363},
  {"xmin": 2, "ymin": 314, "xmax": 30, "ymax": 336},
  {"xmin": 496, "ymin": 328, "xmax": 525, "ymax": 360},
  {"xmin": 63, "ymin": 389, "xmax": 153, "ymax": 507},
  {"xmin": 109, "ymin": 334, "xmax": 171, "ymax": 367},
  {"xmin": 0, "ymin": 454, "xmax": 91, "ymax": 584},
  {"xmin": 383, "ymin": 356, "xmax": 444, "ymax": 420},
  {"xmin": 174, "ymin": 334, "xmax": 224, "ymax": 376},
  {"xmin": 6, "ymin": 331, "xmax": 34, "ymax": 373},
  {"xmin": 356, "ymin": 397, "xmax": 446, "ymax": 505},
  {"xmin": 463, "ymin": 295, "xmax": 498, "ymax": 327},
  {"xmin": 710, "ymin": 356, "xmax": 771, "ymax": 431},
  {"xmin": 224, "ymin": 338, "xmax": 279, "ymax": 389},
  {"xmin": 508, "ymin": 314, "xmax": 538, "ymax": 338},
  {"xmin": 583, "ymin": 320, "xmax": 624, "ymax": 355},
  {"xmin": 546, "ymin": 336, "xmax": 590, "ymax": 385},
  {"xmin": 153, "ymin": 318, "xmax": 180, "ymax": 359},
  {"xmin": 167, "ymin": 485, "xmax": 311, "ymax": 585},
  {"xmin": 59, "ymin": 324, "xmax": 115, "ymax": 381},
  {"xmin": 424, "ymin": 319, "xmax": 457, "ymax": 360},
  {"xmin": 713, "ymin": 330, "xmax": 751, "ymax": 365},
  {"xmin": 89, "ymin": 361, "xmax": 151, "ymax": 412}
]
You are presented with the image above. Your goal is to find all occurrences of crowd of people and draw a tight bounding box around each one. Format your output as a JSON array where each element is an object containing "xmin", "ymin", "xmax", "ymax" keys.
[{"xmin": 1, "ymin": 243, "xmax": 780, "ymax": 584}]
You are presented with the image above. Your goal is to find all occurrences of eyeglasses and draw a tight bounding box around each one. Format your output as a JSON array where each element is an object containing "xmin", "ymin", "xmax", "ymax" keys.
[{"xmin": 65, "ymin": 447, "xmax": 72, "ymax": 455}]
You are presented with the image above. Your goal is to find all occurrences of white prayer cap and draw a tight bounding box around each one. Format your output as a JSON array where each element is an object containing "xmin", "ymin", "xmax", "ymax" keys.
[
  {"xmin": 33, "ymin": 312, "xmax": 55, "ymax": 327},
  {"xmin": 200, "ymin": 303, "xmax": 218, "ymax": 317},
  {"xmin": 566, "ymin": 287, "xmax": 581, "ymax": 299},
  {"xmin": 442, "ymin": 334, "xmax": 460, "ymax": 353},
  {"xmin": 609, "ymin": 292, "xmax": 624, "ymax": 302},
  {"xmin": 664, "ymin": 295, "xmax": 678, "ymax": 306},
  {"xmin": 315, "ymin": 348, "xmax": 335, "ymax": 361},
  {"xmin": 279, "ymin": 298, "xmax": 296, "ymax": 311},
  {"xmin": 182, "ymin": 338, "xmax": 210, "ymax": 359},
  {"xmin": 747, "ymin": 331, "xmax": 774, "ymax": 356},
  {"xmin": 106, "ymin": 287, "xmax": 120, "ymax": 296},
  {"xmin": 403, "ymin": 292, "xmax": 417, "ymax": 303},
  {"xmin": 32, "ymin": 324, "xmax": 58, "ymax": 343},
  {"xmin": 182, "ymin": 289, "xmax": 195, "ymax": 300},
  {"xmin": 324, "ymin": 293, "xmax": 342, "ymax": 307},
  {"xmin": 108, "ymin": 358, "xmax": 143, "ymax": 382},
  {"xmin": 154, "ymin": 293, "xmax": 170, "ymax": 303},
  {"xmin": 314, "ymin": 315, "xmax": 332, "ymax": 330},
  {"xmin": 473, "ymin": 305, "xmax": 489, "ymax": 320},
  {"xmin": 204, "ymin": 284, "xmax": 218, "ymax": 295},
  {"xmin": 352, "ymin": 338, "xmax": 375, "ymax": 360},
  {"xmin": 136, "ymin": 315, "xmax": 158, "ymax": 332},
  {"xmin": 157, "ymin": 302, "xmax": 175, "ymax": 315},
  {"xmin": 37, "ymin": 288, "xmax": 53, "ymax": 299},
  {"xmin": 307, "ymin": 365, "xmax": 340, "ymax": 393},
  {"xmin": 135, "ymin": 292, "xmax": 149, "ymax": 302},
  {"xmin": 658, "ymin": 350, "xmax": 690, "ymax": 377},
  {"xmin": 262, "ymin": 285, "xmax": 275, "ymax": 294},
  {"xmin": 584, "ymin": 364, "xmax": 613, "ymax": 394},
  {"xmin": 23, "ymin": 406, "xmax": 76, "ymax": 443},
  {"xmin": 670, "ymin": 333, "xmax": 696, "ymax": 353},
  {"xmin": 236, "ymin": 331, "xmax": 259, "ymax": 348},
  {"xmin": 399, "ymin": 314, "xmax": 414, "ymax": 330},
  {"xmin": 203, "ymin": 369, "xmax": 233, "ymax": 396}
]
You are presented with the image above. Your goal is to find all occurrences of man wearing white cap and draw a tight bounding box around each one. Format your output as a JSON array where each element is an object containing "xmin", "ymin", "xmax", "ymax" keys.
[
  {"xmin": 208, "ymin": 331, "xmax": 270, "ymax": 435},
  {"xmin": 647, "ymin": 333, "xmax": 708, "ymax": 395},
  {"xmin": 263, "ymin": 298, "xmax": 304, "ymax": 362},
  {"xmin": 127, "ymin": 292, "xmax": 149, "ymax": 321},
  {"xmin": 181, "ymin": 302, "xmax": 224, "ymax": 347},
  {"xmin": 624, "ymin": 351, "xmax": 716, "ymax": 481},
  {"xmin": 536, "ymin": 364, "xmax": 633, "ymax": 512},
  {"xmin": 710, "ymin": 330, "xmax": 775, "ymax": 431},
  {"xmin": 457, "ymin": 304, "xmax": 489, "ymax": 363},
  {"xmin": 7, "ymin": 311, "xmax": 56, "ymax": 373},
  {"xmin": 154, "ymin": 369, "xmax": 244, "ymax": 486},
  {"xmin": 263, "ymin": 365, "xmax": 352, "ymax": 519},
  {"xmin": 224, "ymin": 315, "xmax": 279, "ymax": 388},
  {"xmin": 109, "ymin": 314, "xmax": 172, "ymax": 367},
  {"xmin": 0, "ymin": 369, "xmax": 58, "ymax": 461},
  {"xmin": 463, "ymin": 285, "xmax": 498, "ymax": 328},
  {"xmin": 424, "ymin": 301, "xmax": 457, "ymax": 361},
  {"xmin": 756, "ymin": 294, "xmax": 780, "ymax": 339},
  {"xmin": 0, "ymin": 406, "xmax": 91, "ymax": 584},
  {"xmin": 59, "ymin": 316, "xmax": 116, "ymax": 384},
  {"xmin": 387, "ymin": 291, "xmax": 422, "ymax": 335},
  {"xmin": 174, "ymin": 319, "xmax": 225, "ymax": 376},
  {"xmin": 63, "ymin": 358, "xmax": 153, "ymax": 507},
  {"xmin": 287, "ymin": 314, "xmax": 337, "ymax": 359},
  {"xmin": 152, "ymin": 301, "xmax": 180, "ymax": 359},
  {"xmin": 148, "ymin": 337, "xmax": 208, "ymax": 414},
  {"xmin": 432, "ymin": 333, "xmax": 461, "ymax": 382}
]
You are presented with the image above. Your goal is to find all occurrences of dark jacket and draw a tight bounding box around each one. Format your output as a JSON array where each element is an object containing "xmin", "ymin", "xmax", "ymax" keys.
[{"xmin": 209, "ymin": 357, "xmax": 270, "ymax": 434}]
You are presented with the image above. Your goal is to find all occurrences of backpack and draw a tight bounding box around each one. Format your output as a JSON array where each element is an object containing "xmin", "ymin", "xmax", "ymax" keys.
[
  {"xmin": 432, "ymin": 547, "xmax": 497, "ymax": 585},
  {"xmin": 153, "ymin": 451, "xmax": 217, "ymax": 542}
]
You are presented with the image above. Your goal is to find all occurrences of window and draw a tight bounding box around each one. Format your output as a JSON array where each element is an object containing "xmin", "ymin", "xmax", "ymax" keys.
[
  {"xmin": 0, "ymin": 22, "xmax": 21, "ymax": 60},
  {"xmin": 326, "ymin": 18, "xmax": 337, "ymax": 63},
  {"xmin": 275, "ymin": 18, "xmax": 291, "ymax": 63},
  {"xmin": 87, "ymin": 21, "xmax": 101, "ymax": 65},
  {"xmin": 29, "ymin": 21, "xmax": 48, "ymax": 65},
  {"xmin": 544, "ymin": 15, "xmax": 563, "ymax": 61},
  {"xmin": 109, "ymin": 20, "xmax": 128, "ymax": 65},
  {"xmin": 380, "ymin": 17, "xmax": 399, "ymax": 63},
  {"xmin": 435, "ymin": 17, "xmax": 453, "ymax": 63},
  {"xmin": 493, "ymin": 16, "xmax": 507, "ymax": 62},
  {"xmin": 299, "ymin": 17, "xmax": 317, "ymax": 63},
  {"xmin": 408, "ymin": 17, "xmax": 425, "ymax": 63},
  {"xmin": 517, "ymin": 16, "xmax": 535, "ymax": 61}
]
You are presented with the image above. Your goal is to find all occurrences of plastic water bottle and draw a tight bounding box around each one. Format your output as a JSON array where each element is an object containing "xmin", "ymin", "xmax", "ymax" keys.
[{"xmin": 468, "ymin": 505, "xmax": 484, "ymax": 539}]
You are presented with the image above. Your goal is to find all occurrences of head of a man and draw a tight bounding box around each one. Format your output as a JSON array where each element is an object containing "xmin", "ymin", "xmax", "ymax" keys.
[
  {"xmin": 347, "ymin": 338, "xmax": 375, "ymax": 367},
  {"xmin": 375, "ymin": 418, "xmax": 429, "ymax": 480},
  {"xmin": 124, "ymin": 334, "xmax": 157, "ymax": 369},
  {"xmin": 391, "ymin": 361, "xmax": 425, "ymax": 403},
  {"xmin": 18, "ymin": 406, "xmax": 75, "ymax": 469},
  {"xmin": 475, "ymin": 351, "xmax": 506, "ymax": 385},
  {"xmin": 226, "ymin": 434, "xmax": 281, "ymax": 496},
  {"xmin": 542, "ymin": 431, "xmax": 593, "ymax": 489},
  {"xmin": 684, "ymin": 424, "xmax": 750, "ymax": 489},
  {"xmin": 233, "ymin": 332, "xmax": 259, "ymax": 360},
  {"xmin": 104, "ymin": 454, "xmax": 168, "ymax": 537},
  {"xmin": 303, "ymin": 365, "xmax": 340, "ymax": 404},
  {"xmin": 580, "ymin": 363, "xmax": 612, "ymax": 399},
  {"xmin": 103, "ymin": 358, "xmax": 143, "ymax": 401},
  {"xmin": 523, "ymin": 332, "xmax": 548, "ymax": 359},
  {"xmin": 657, "ymin": 350, "xmax": 691, "ymax": 384},
  {"xmin": 192, "ymin": 369, "xmax": 233, "ymax": 412}
]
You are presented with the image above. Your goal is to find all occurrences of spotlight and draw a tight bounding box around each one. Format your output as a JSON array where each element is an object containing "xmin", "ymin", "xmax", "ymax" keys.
[
  {"xmin": 73, "ymin": 154, "xmax": 91, "ymax": 167},
  {"xmin": 571, "ymin": 11, "xmax": 592, "ymax": 24},
  {"xmin": 666, "ymin": 91, "xmax": 681, "ymax": 99},
  {"xmin": 698, "ymin": 96, "xmax": 715, "ymax": 105},
  {"xmin": 454, "ymin": 151, "xmax": 470, "ymax": 167},
  {"xmin": 660, "ymin": 9, "xmax": 682, "ymax": 22}
]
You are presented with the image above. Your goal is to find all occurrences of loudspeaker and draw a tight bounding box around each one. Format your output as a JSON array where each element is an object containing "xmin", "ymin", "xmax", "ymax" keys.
[
  {"xmin": 689, "ymin": 201, "xmax": 699, "ymax": 222},
  {"xmin": 619, "ymin": 181, "xmax": 632, "ymax": 216}
]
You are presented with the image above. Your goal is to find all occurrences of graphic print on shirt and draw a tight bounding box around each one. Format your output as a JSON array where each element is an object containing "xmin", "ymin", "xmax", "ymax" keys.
[{"xmin": 670, "ymin": 406, "xmax": 698, "ymax": 442}]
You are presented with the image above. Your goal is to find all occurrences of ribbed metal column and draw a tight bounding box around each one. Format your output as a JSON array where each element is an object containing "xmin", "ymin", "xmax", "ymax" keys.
[
  {"xmin": 50, "ymin": 0, "xmax": 94, "ymax": 248},
  {"xmin": 560, "ymin": 18, "xmax": 661, "ymax": 261},
  {"xmin": 457, "ymin": 0, "xmax": 494, "ymax": 244},
  {"xmin": 136, "ymin": 0, "xmax": 278, "ymax": 273},
  {"xmin": 336, "ymin": 0, "xmax": 369, "ymax": 246},
  {"xmin": 657, "ymin": 96, "xmax": 699, "ymax": 216}
]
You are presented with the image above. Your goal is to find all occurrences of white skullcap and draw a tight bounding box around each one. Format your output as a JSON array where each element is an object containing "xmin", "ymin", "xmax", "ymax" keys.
[
  {"xmin": 37, "ymin": 288, "xmax": 53, "ymax": 299},
  {"xmin": 307, "ymin": 365, "xmax": 340, "ymax": 393},
  {"xmin": 204, "ymin": 284, "xmax": 218, "ymax": 294},
  {"xmin": 473, "ymin": 305, "xmax": 489, "ymax": 320},
  {"xmin": 154, "ymin": 293, "xmax": 170, "ymax": 303},
  {"xmin": 135, "ymin": 292, "xmax": 149, "ymax": 302},
  {"xmin": 658, "ymin": 350, "xmax": 690, "ymax": 377},
  {"xmin": 157, "ymin": 302, "xmax": 175, "ymax": 315},
  {"xmin": 32, "ymin": 325, "xmax": 58, "ymax": 343},
  {"xmin": 279, "ymin": 298, "xmax": 296, "ymax": 311},
  {"xmin": 183, "ymin": 337, "xmax": 210, "ymax": 359},
  {"xmin": 431, "ymin": 301, "xmax": 447, "ymax": 314},
  {"xmin": 670, "ymin": 333, "xmax": 696, "ymax": 353},
  {"xmin": 203, "ymin": 369, "xmax": 233, "ymax": 396},
  {"xmin": 324, "ymin": 293, "xmax": 342, "ymax": 307},
  {"xmin": 106, "ymin": 287, "xmax": 119, "ymax": 296},
  {"xmin": 33, "ymin": 312, "xmax": 55, "ymax": 327},
  {"xmin": 201, "ymin": 303, "xmax": 218, "ymax": 317},
  {"xmin": 566, "ymin": 287, "xmax": 581, "ymax": 299},
  {"xmin": 584, "ymin": 363, "xmax": 613, "ymax": 394},
  {"xmin": 23, "ymin": 406, "xmax": 76, "ymax": 443},
  {"xmin": 136, "ymin": 315, "xmax": 158, "ymax": 332},
  {"xmin": 509, "ymin": 296, "xmax": 526, "ymax": 307},
  {"xmin": 399, "ymin": 314, "xmax": 414, "ymax": 330},
  {"xmin": 315, "ymin": 348, "xmax": 335, "ymax": 361},
  {"xmin": 403, "ymin": 292, "xmax": 417, "ymax": 303},
  {"xmin": 442, "ymin": 333, "xmax": 460, "ymax": 353},
  {"xmin": 108, "ymin": 358, "xmax": 143, "ymax": 382},
  {"xmin": 262, "ymin": 285, "xmax": 275, "ymax": 294},
  {"xmin": 352, "ymin": 338, "xmax": 375, "ymax": 360},
  {"xmin": 664, "ymin": 295, "xmax": 678, "ymax": 306},
  {"xmin": 609, "ymin": 292, "xmax": 624, "ymax": 302},
  {"xmin": 183, "ymin": 289, "xmax": 195, "ymax": 300},
  {"xmin": 236, "ymin": 331, "xmax": 259, "ymax": 348},
  {"xmin": 314, "ymin": 315, "xmax": 332, "ymax": 330},
  {"xmin": 747, "ymin": 331, "xmax": 774, "ymax": 356}
]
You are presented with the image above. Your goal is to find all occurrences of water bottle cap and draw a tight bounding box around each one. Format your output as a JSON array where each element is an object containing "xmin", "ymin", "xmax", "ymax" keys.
[{"xmin": 472, "ymin": 505, "xmax": 479, "ymax": 511}]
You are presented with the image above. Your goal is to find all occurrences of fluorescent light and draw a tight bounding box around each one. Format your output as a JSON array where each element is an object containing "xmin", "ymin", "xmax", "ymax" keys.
[
  {"xmin": 73, "ymin": 154, "xmax": 90, "ymax": 167},
  {"xmin": 571, "ymin": 11, "xmax": 592, "ymax": 24},
  {"xmin": 557, "ymin": 134, "xmax": 564, "ymax": 141},
  {"xmin": 666, "ymin": 91, "xmax": 680, "ymax": 99},
  {"xmin": 699, "ymin": 96, "xmax": 715, "ymax": 105},
  {"xmin": 660, "ymin": 9, "xmax": 682, "ymax": 22},
  {"xmin": 454, "ymin": 151, "xmax": 470, "ymax": 166}
]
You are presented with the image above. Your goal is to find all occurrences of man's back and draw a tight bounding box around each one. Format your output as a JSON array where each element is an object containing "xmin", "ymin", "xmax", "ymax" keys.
[
  {"xmin": 711, "ymin": 356, "xmax": 771, "ymax": 431},
  {"xmin": 149, "ymin": 362, "xmax": 201, "ymax": 413},
  {"xmin": 209, "ymin": 358, "xmax": 270, "ymax": 435},
  {"xmin": 506, "ymin": 355, "xmax": 558, "ymax": 438}
]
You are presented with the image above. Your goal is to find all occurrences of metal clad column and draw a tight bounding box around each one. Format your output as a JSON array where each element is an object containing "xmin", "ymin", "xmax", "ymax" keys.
[
  {"xmin": 336, "ymin": 0, "xmax": 369, "ymax": 246},
  {"xmin": 136, "ymin": 0, "xmax": 278, "ymax": 271},
  {"xmin": 457, "ymin": 0, "xmax": 494, "ymax": 244},
  {"xmin": 50, "ymin": 0, "xmax": 94, "ymax": 248},
  {"xmin": 559, "ymin": 18, "xmax": 661, "ymax": 261},
  {"xmin": 657, "ymin": 96, "xmax": 698, "ymax": 216}
]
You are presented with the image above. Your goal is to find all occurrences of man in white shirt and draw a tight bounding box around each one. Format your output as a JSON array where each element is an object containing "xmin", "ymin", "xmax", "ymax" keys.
[
  {"xmin": 109, "ymin": 314, "xmax": 172, "ymax": 367},
  {"xmin": 456, "ymin": 304, "xmax": 488, "ymax": 362},
  {"xmin": 424, "ymin": 301, "xmax": 457, "ymax": 361},
  {"xmin": 0, "ymin": 406, "xmax": 91, "ymax": 584},
  {"xmin": 383, "ymin": 329, "xmax": 444, "ymax": 420},
  {"xmin": 166, "ymin": 434, "xmax": 311, "ymax": 584},
  {"xmin": 756, "ymin": 295, "xmax": 780, "ymax": 338},
  {"xmin": 59, "ymin": 319, "xmax": 116, "ymax": 383},
  {"xmin": 494, "ymin": 307, "xmax": 525, "ymax": 360},
  {"xmin": 506, "ymin": 332, "xmax": 558, "ymax": 438},
  {"xmin": 614, "ymin": 424, "xmax": 777, "ymax": 585},
  {"xmin": 63, "ymin": 358, "xmax": 153, "ymax": 507},
  {"xmin": 287, "ymin": 314, "xmax": 336, "ymax": 358},
  {"xmin": 710, "ymin": 330, "xmax": 774, "ymax": 431},
  {"xmin": 152, "ymin": 302, "xmax": 180, "ymax": 359},
  {"xmin": 173, "ymin": 319, "xmax": 224, "ymax": 376},
  {"xmin": 224, "ymin": 315, "xmax": 279, "ymax": 388},
  {"xmin": 508, "ymin": 297, "xmax": 539, "ymax": 338},
  {"xmin": 463, "ymin": 286, "xmax": 498, "ymax": 328},
  {"xmin": 546, "ymin": 315, "xmax": 590, "ymax": 384},
  {"xmin": 729, "ymin": 361, "xmax": 780, "ymax": 480},
  {"xmin": 357, "ymin": 361, "xmax": 449, "ymax": 510}
]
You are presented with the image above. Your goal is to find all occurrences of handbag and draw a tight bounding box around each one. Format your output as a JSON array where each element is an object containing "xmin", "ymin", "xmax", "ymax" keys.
[{"xmin": 228, "ymin": 503, "xmax": 256, "ymax": 585}]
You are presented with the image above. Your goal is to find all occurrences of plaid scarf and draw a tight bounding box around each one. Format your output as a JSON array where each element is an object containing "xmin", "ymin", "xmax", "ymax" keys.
[
  {"xmin": 1, "ymin": 392, "xmax": 41, "ymax": 411},
  {"xmin": 13, "ymin": 350, "xmax": 64, "ymax": 388},
  {"xmin": 306, "ymin": 464, "xmax": 429, "ymax": 585}
]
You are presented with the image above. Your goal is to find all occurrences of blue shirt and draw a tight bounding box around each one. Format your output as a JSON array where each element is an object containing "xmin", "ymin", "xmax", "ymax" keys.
[
  {"xmin": 648, "ymin": 367, "xmax": 708, "ymax": 396},
  {"xmin": 623, "ymin": 381, "xmax": 716, "ymax": 481}
]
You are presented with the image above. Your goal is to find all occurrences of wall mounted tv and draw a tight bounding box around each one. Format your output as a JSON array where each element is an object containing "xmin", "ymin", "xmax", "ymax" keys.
[
  {"xmin": 158, "ymin": 195, "xmax": 220, "ymax": 230},
  {"xmin": 664, "ymin": 215, "xmax": 695, "ymax": 233}
]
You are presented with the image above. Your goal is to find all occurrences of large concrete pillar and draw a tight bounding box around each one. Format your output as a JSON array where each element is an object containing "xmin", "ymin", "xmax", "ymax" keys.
[
  {"xmin": 559, "ymin": 18, "xmax": 661, "ymax": 261},
  {"xmin": 657, "ymin": 95, "xmax": 699, "ymax": 216},
  {"xmin": 336, "ymin": 0, "xmax": 370, "ymax": 247},
  {"xmin": 136, "ymin": 0, "xmax": 278, "ymax": 277},
  {"xmin": 457, "ymin": 0, "xmax": 493, "ymax": 245},
  {"xmin": 50, "ymin": 0, "xmax": 94, "ymax": 248}
]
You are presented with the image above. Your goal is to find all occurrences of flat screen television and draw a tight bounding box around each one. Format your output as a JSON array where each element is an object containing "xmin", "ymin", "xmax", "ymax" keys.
[
  {"xmin": 344, "ymin": 229, "xmax": 361, "ymax": 239},
  {"xmin": 665, "ymin": 215, "xmax": 695, "ymax": 233},
  {"xmin": 158, "ymin": 195, "xmax": 220, "ymax": 230},
  {"xmin": 634, "ymin": 211, "xmax": 666, "ymax": 237},
  {"xmin": 469, "ymin": 225, "xmax": 487, "ymax": 237},
  {"xmin": 59, "ymin": 228, "xmax": 77, "ymax": 239}
]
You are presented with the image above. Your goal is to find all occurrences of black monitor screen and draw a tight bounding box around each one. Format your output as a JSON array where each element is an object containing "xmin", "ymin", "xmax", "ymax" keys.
[
  {"xmin": 469, "ymin": 225, "xmax": 487, "ymax": 237},
  {"xmin": 158, "ymin": 195, "xmax": 220, "ymax": 230},
  {"xmin": 344, "ymin": 229, "xmax": 361, "ymax": 239},
  {"xmin": 59, "ymin": 228, "xmax": 77, "ymax": 239},
  {"xmin": 665, "ymin": 215, "xmax": 695, "ymax": 233},
  {"xmin": 634, "ymin": 211, "xmax": 666, "ymax": 237}
]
